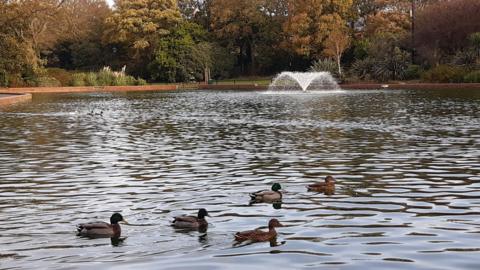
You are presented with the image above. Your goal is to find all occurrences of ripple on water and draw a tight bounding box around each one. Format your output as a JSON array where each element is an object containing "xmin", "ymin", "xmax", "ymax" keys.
[{"xmin": 0, "ymin": 90, "xmax": 480, "ymax": 269}]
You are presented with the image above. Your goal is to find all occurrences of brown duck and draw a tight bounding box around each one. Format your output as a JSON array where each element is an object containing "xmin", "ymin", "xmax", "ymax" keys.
[
  {"xmin": 77, "ymin": 213, "xmax": 128, "ymax": 238},
  {"xmin": 234, "ymin": 219, "xmax": 284, "ymax": 242},
  {"xmin": 172, "ymin": 208, "xmax": 209, "ymax": 229},
  {"xmin": 306, "ymin": 175, "xmax": 335, "ymax": 194}
]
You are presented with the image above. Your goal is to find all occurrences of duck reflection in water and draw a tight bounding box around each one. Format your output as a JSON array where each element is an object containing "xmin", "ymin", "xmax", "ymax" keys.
[
  {"xmin": 110, "ymin": 237, "xmax": 126, "ymax": 246},
  {"xmin": 272, "ymin": 202, "xmax": 282, "ymax": 209},
  {"xmin": 249, "ymin": 200, "xmax": 283, "ymax": 210}
]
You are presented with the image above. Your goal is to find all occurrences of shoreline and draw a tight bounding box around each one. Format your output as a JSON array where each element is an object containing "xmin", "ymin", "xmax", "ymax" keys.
[
  {"xmin": 2, "ymin": 82, "xmax": 480, "ymax": 107},
  {"xmin": 340, "ymin": 83, "xmax": 480, "ymax": 90},
  {"xmin": 2, "ymin": 82, "xmax": 480, "ymax": 94},
  {"xmin": 0, "ymin": 93, "xmax": 32, "ymax": 107}
]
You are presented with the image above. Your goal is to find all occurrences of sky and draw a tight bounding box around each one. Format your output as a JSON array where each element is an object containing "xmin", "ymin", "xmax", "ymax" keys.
[{"xmin": 106, "ymin": 0, "xmax": 114, "ymax": 7}]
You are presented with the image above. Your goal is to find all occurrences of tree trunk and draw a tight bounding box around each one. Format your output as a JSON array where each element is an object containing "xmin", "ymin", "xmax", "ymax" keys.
[
  {"xmin": 337, "ymin": 55, "xmax": 342, "ymax": 76},
  {"xmin": 247, "ymin": 40, "xmax": 255, "ymax": 75},
  {"xmin": 239, "ymin": 43, "xmax": 245, "ymax": 74}
]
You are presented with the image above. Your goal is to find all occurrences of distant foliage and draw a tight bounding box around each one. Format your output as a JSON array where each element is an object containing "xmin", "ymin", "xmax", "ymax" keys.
[
  {"xmin": 350, "ymin": 35, "xmax": 410, "ymax": 82},
  {"xmin": 404, "ymin": 65, "xmax": 422, "ymax": 80},
  {"xmin": 469, "ymin": 32, "xmax": 480, "ymax": 58},
  {"xmin": 452, "ymin": 50, "xmax": 477, "ymax": 67},
  {"xmin": 350, "ymin": 57, "xmax": 376, "ymax": 81},
  {"xmin": 421, "ymin": 65, "xmax": 467, "ymax": 83},
  {"xmin": 149, "ymin": 22, "xmax": 212, "ymax": 83},
  {"xmin": 372, "ymin": 47, "xmax": 410, "ymax": 81},
  {"xmin": 46, "ymin": 68, "xmax": 73, "ymax": 86},
  {"xmin": 210, "ymin": 43, "xmax": 235, "ymax": 79},
  {"xmin": 309, "ymin": 59, "xmax": 339, "ymax": 77},
  {"xmin": 36, "ymin": 76, "xmax": 61, "ymax": 87},
  {"xmin": 71, "ymin": 73, "xmax": 86, "ymax": 86},
  {"xmin": 0, "ymin": 70, "xmax": 7, "ymax": 87},
  {"xmin": 464, "ymin": 70, "xmax": 480, "ymax": 83},
  {"xmin": 416, "ymin": 0, "xmax": 480, "ymax": 66}
]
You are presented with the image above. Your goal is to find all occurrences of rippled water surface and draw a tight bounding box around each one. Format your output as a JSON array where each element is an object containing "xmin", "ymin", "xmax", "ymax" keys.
[{"xmin": 1, "ymin": 89, "xmax": 480, "ymax": 270}]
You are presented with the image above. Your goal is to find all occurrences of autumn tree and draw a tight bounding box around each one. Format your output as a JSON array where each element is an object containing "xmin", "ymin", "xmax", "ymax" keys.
[
  {"xmin": 47, "ymin": 0, "xmax": 112, "ymax": 70},
  {"xmin": 177, "ymin": 0, "xmax": 213, "ymax": 29},
  {"xmin": 210, "ymin": 0, "xmax": 268, "ymax": 74},
  {"xmin": 415, "ymin": 0, "xmax": 480, "ymax": 66},
  {"xmin": 0, "ymin": 0, "xmax": 70, "ymax": 85},
  {"xmin": 282, "ymin": 0, "xmax": 353, "ymax": 59},
  {"xmin": 323, "ymin": 28, "xmax": 351, "ymax": 76},
  {"xmin": 105, "ymin": 0, "xmax": 181, "ymax": 74}
]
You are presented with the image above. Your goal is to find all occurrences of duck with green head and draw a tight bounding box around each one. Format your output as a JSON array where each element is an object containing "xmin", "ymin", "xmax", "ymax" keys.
[
  {"xmin": 171, "ymin": 208, "xmax": 210, "ymax": 229},
  {"xmin": 77, "ymin": 213, "xmax": 128, "ymax": 238},
  {"xmin": 249, "ymin": 183, "xmax": 282, "ymax": 203}
]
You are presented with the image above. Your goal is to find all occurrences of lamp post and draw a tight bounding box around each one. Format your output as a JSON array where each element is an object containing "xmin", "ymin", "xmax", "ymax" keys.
[{"xmin": 411, "ymin": 0, "xmax": 416, "ymax": 64}]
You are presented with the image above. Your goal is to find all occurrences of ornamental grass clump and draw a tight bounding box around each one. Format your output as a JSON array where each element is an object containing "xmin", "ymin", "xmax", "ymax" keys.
[
  {"xmin": 97, "ymin": 67, "xmax": 115, "ymax": 86},
  {"xmin": 68, "ymin": 67, "xmax": 146, "ymax": 86},
  {"xmin": 71, "ymin": 73, "xmax": 86, "ymax": 86},
  {"xmin": 85, "ymin": 72, "xmax": 98, "ymax": 86}
]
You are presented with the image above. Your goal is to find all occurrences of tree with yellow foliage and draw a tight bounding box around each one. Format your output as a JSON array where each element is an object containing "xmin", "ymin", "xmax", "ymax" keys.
[
  {"xmin": 323, "ymin": 27, "xmax": 351, "ymax": 76},
  {"xmin": 105, "ymin": 0, "xmax": 181, "ymax": 56},
  {"xmin": 283, "ymin": 0, "xmax": 353, "ymax": 58}
]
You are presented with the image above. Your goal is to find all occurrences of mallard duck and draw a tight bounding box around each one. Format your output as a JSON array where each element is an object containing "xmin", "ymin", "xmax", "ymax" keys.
[
  {"xmin": 250, "ymin": 183, "xmax": 282, "ymax": 203},
  {"xmin": 77, "ymin": 213, "xmax": 128, "ymax": 238},
  {"xmin": 172, "ymin": 208, "xmax": 209, "ymax": 229},
  {"xmin": 234, "ymin": 219, "xmax": 284, "ymax": 242},
  {"xmin": 307, "ymin": 175, "xmax": 335, "ymax": 193}
]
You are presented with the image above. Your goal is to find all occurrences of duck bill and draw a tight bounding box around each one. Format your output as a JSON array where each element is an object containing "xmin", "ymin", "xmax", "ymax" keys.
[
  {"xmin": 277, "ymin": 222, "xmax": 285, "ymax": 227},
  {"xmin": 120, "ymin": 219, "xmax": 130, "ymax": 225}
]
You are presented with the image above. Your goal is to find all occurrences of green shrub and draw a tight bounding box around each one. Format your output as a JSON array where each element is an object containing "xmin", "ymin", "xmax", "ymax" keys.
[
  {"xmin": 464, "ymin": 70, "xmax": 480, "ymax": 83},
  {"xmin": 8, "ymin": 75, "xmax": 25, "ymax": 87},
  {"xmin": 404, "ymin": 65, "xmax": 422, "ymax": 80},
  {"xmin": 36, "ymin": 76, "xmax": 61, "ymax": 87},
  {"xmin": 71, "ymin": 73, "xmax": 86, "ymax": 86},
  {"xmin": 85, "ymin": 72, "xmax": 98, "ymax": 86},
  {"xmin": 135, "ymin": 78, "xmax": 147, "ymax": 85},
  {"xmin": 46, "ymin": 68, "xmax": 72, "ymax": 86},
  {"xmin": 452, "ymin": 50, "xmax": 477, "ymax": 67},
  {"xmin": 350, "ymin": 58, "xmax": 375, "ymax": 80},
  {"xmin": 125, "ymin": 75, "xmax": 136, "ymax": 85},
  {"xmin": 0, "ymin": 70, "xmax": 8, "ymax": 87},
  {"xmin": 421, "ymin": 65, "xmax": 467, "ymax": 83},
  {"xmin": 309, "ymin": 58, "xmax": 339, "ymax": 77}
]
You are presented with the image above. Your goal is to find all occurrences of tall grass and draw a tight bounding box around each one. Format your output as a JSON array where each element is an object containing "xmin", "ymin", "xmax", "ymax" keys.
[{"xmin": 70, "ymin": 67, "xmax": 146, "ymax": 87}]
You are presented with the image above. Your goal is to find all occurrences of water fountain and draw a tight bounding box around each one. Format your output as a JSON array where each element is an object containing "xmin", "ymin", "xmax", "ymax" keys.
[{"xmin": 268, "ymin": 71, "xmax": 340, "ymax": 91}]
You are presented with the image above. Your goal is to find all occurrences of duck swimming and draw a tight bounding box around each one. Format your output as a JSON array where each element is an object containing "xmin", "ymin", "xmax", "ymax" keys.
[
  {"xmin": 234, "ymin": 219, "xmax": 284, "ymax": 242},
  {"xmin": 250, "ymin": 183, "xmax": 282, "ymax": 203},
  {"xmin": 306, "ymin": 175, "xmax": 335, "ymax": 194},
  {"xmin": 77, "ymin": 213, "xmax": 128, "ymax": 238},
  {"xmin": 172, "ymin": 208, "xmax": 209, "ymax": 229}
]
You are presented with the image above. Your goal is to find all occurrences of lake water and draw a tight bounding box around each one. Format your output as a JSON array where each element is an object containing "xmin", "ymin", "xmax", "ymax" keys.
[{"xmin": 1, "ymin": 89, "xmax": 480, "ymax": 270}]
